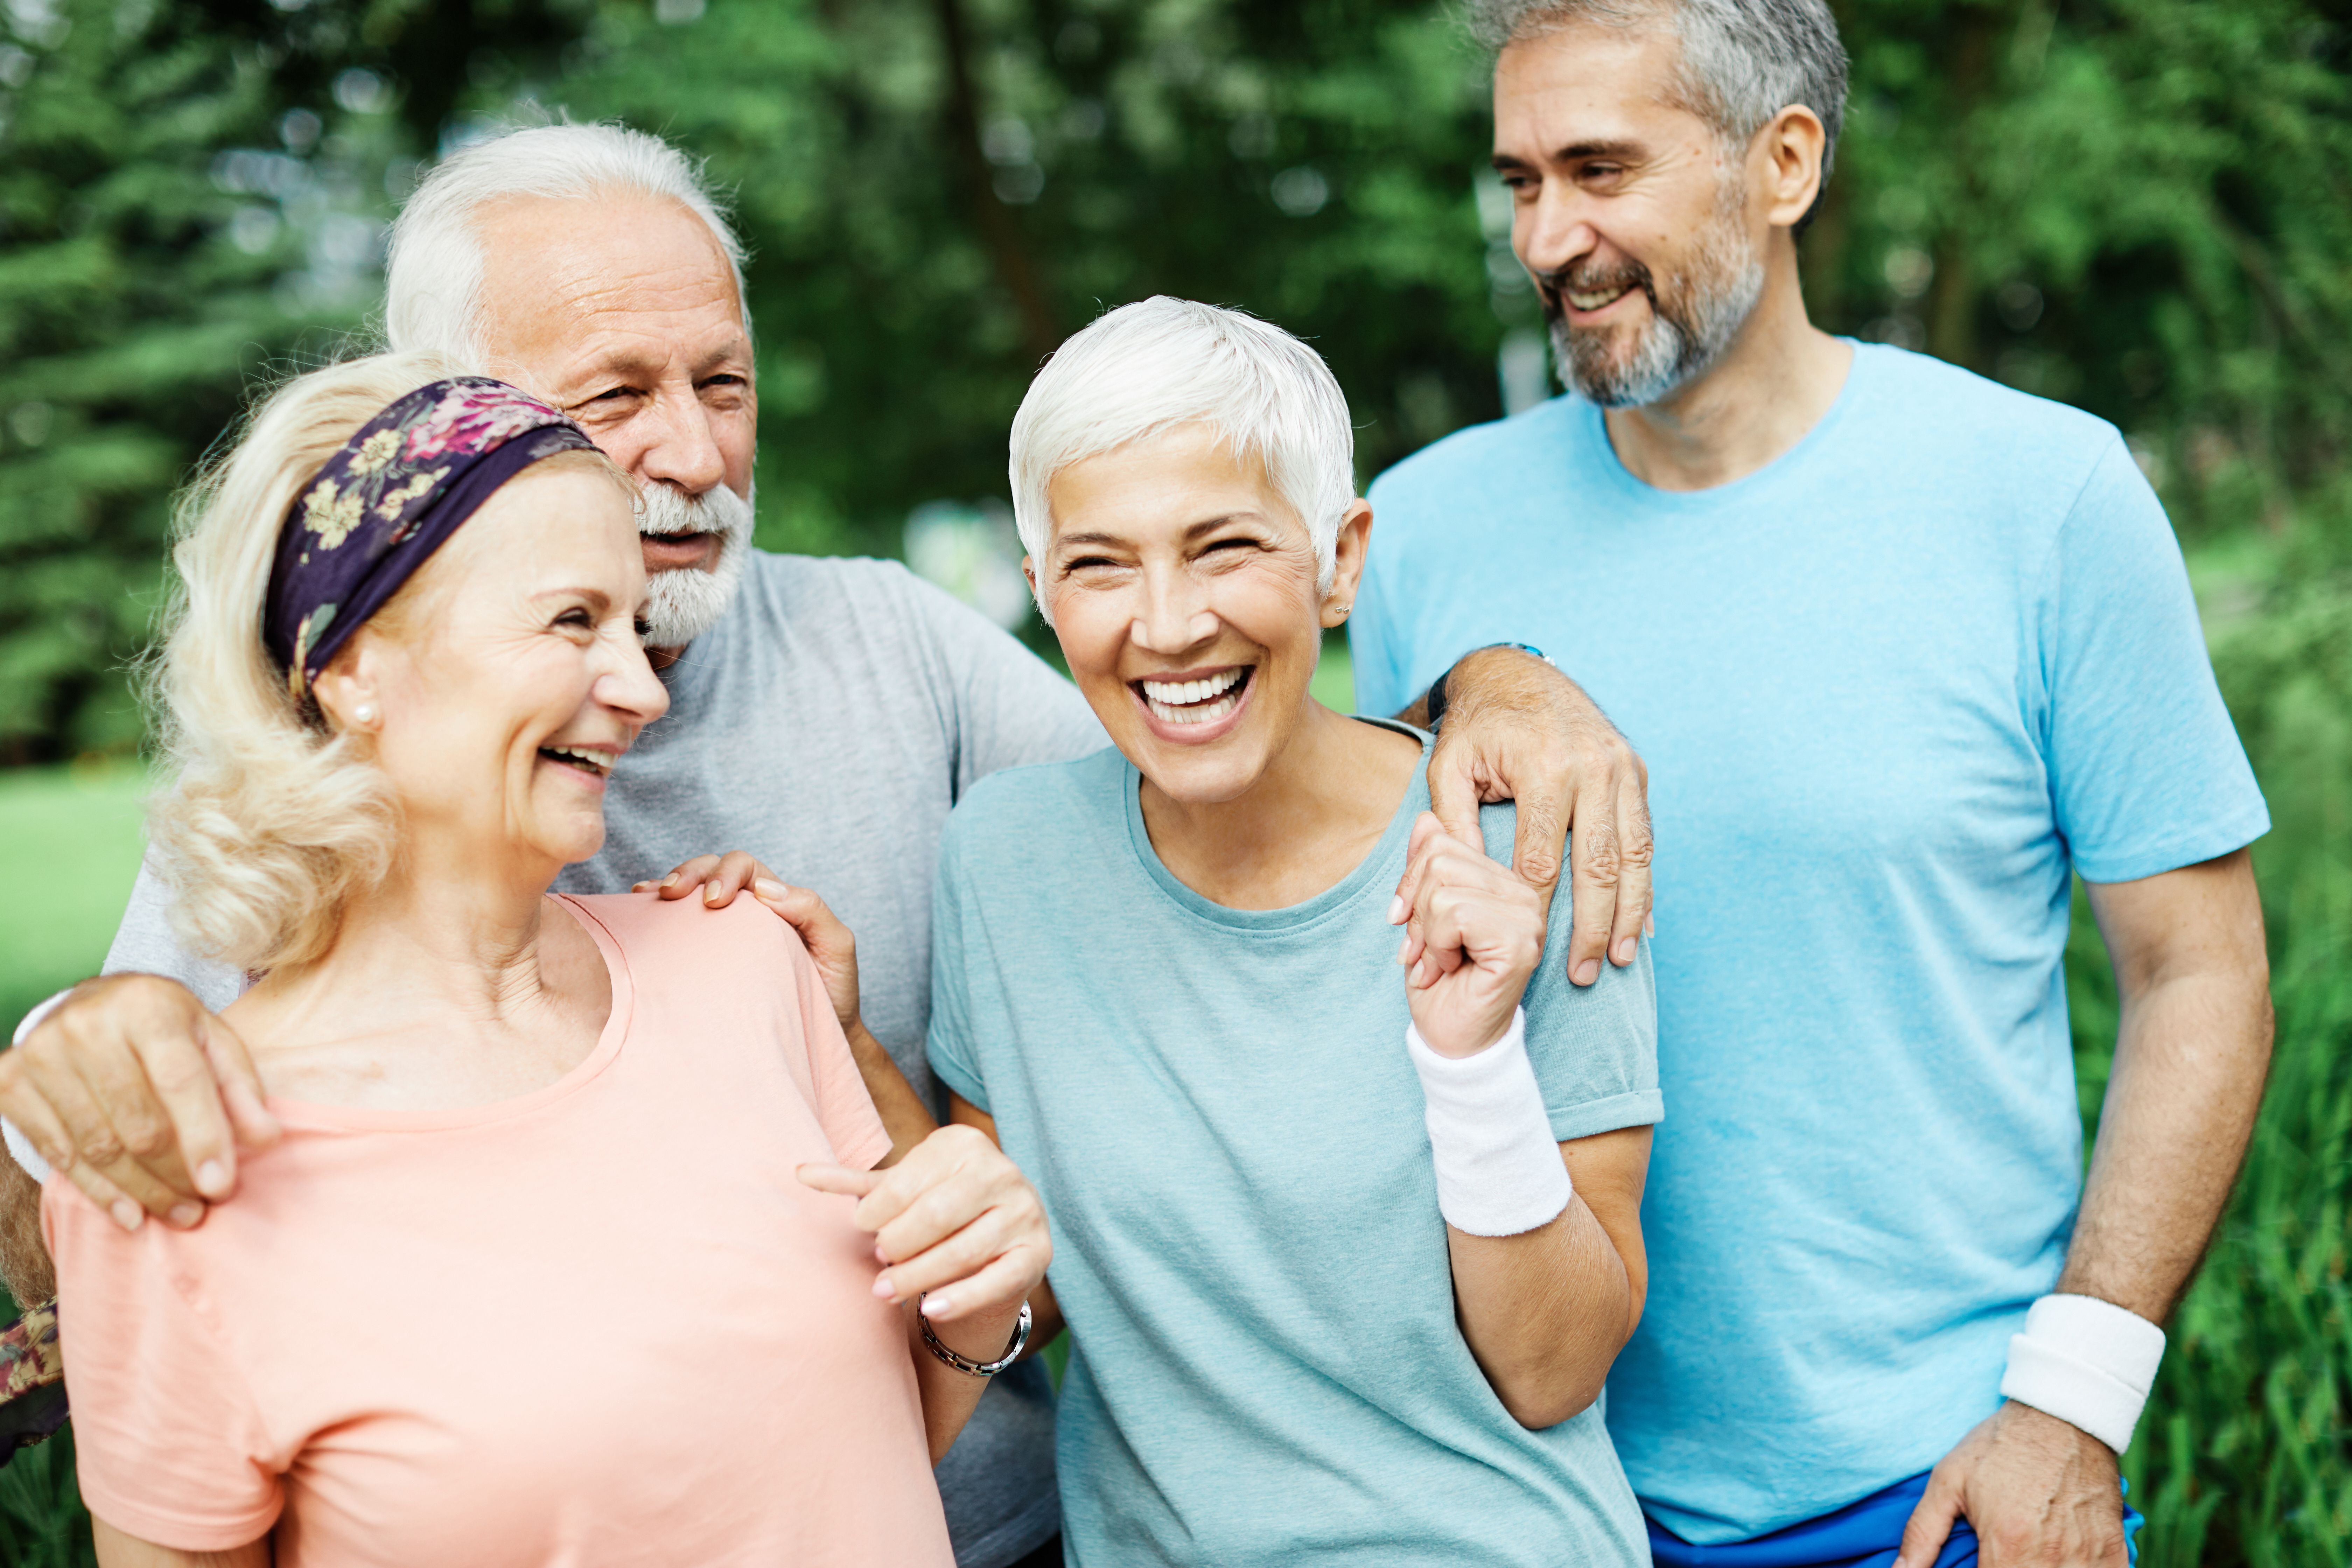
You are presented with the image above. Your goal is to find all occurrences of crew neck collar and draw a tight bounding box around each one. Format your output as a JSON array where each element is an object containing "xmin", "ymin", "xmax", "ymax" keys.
[
  {"xmin": 1566, "ymin": 336, "xmax": 1874, "ymax": 511},
  {"xmin": 1119, "ymin": 719, "xmax": 1431, "ymax": 934}
]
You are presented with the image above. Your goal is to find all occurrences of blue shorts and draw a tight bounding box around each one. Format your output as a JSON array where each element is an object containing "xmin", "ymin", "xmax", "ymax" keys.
[{"xmin": 1645, "ymin": 1472, "xmax": 2143, "ymax": 1568}]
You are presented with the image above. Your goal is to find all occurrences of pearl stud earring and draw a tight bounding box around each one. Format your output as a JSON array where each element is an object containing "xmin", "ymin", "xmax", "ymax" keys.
[{"xmin": 352, "ymin": 704, "xmax": 377, "ymax": 726}]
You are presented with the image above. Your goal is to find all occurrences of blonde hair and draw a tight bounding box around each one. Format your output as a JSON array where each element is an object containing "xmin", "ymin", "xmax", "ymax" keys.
[{"xmin": 144, "ymin": 351, "xmax": 622, "ymax": 974}]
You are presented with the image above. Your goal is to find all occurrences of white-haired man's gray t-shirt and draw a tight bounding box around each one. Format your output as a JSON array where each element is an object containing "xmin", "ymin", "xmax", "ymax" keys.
[{"xmin": 94, "ymin": 550, "xmax": 1104, "ymax": 1568}]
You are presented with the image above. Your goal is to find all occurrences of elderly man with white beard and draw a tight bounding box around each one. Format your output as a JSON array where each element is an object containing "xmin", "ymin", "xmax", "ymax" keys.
[
  {"xmin": 1353, "ymin": 4, "xmax": 2274, "ymax": 1568},
  {"xmin": 0, "ymin": 124, "xmax": 1653, "ymax": 1567}
]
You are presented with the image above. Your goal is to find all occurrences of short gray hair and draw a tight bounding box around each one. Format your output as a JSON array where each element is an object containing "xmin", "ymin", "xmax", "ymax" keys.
[
  {"xmin": 1468, "ymin": 0, "xmax": 1848, "ymax": 220},
  {"xmin": 384, "ymin": 122, "xmax": 751, "ymax": 366},
  {"xmin": 1009, "ymin": 297, "xmax": 1356, "ymax": 626}
]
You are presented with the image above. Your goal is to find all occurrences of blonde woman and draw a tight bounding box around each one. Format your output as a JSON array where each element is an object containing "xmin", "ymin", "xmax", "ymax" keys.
[{"xmin": 44, "ymin": 355, "xmax": 1050, "ymax": 1567}]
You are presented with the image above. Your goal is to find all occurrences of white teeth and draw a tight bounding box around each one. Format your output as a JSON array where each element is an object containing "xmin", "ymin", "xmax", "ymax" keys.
[
  {"xmin": 1141, "ymin": 668, "xmax": 1244, "ymax": 705},
  {"xmin": 544, "ymin": 745, "xmax": 611, "ymax": 776},
  {"xmin": 1145, "ymin": 691, "xmax": 1242, "ymax": 726},
  {"xmin": 1568, "ymin": 286, "xmax": 1630, "ymax": 310}
]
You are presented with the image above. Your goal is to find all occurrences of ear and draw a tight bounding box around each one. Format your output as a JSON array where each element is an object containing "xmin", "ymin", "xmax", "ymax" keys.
[
  {"xmin": 1022, "ymin": 555, "xmax": 1046, "ymax": 617},
  {"xmin": 1320, "ymin": 500, "xmax": 1375, "ymax": 628},
  {"xmin": 311, "ymin": 635, "xmax": 389, "ymax": 735},
  {"xmin": 1758, "ymin": 104, "xmax": 1827, "ymax": 230}
]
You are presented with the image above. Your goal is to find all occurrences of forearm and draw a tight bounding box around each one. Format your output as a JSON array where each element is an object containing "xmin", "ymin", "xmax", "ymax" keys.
[
  {"xmin": 0, "ymin": 1154, "xmax": 52, "ymax": 1305},
  {"xmin": 2061, "ymin": 963, "xmax": 2272, "ymax": 1318},
  {"xmin": 1448, "ymin": 1187, "xmax": 1633, "ymax": 1429},
  {"xmin": 93, "ymin": 1516, "xmax": 270, "ymax": 1567},
  {"xmin": 909, "ymin": 1296, "xmax": 1027, "ymax": 1463},
  {"xmin": 844, "ymin": 1022, "xmax": 940, "ymax": 1166}
]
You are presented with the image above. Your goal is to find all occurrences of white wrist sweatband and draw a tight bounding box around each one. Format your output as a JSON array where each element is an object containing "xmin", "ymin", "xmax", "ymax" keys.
[
  {"xmin": 1, "ymin": 989, "xmax": 74, "ymax": 1185},
  {"xmin": 1999, "ymin": 1293, "xmax": 2167, "ymax": 1453},
  {"xmin": 1406, "ymin": 1008, "xmax": 1572, "ymax": 1237}
]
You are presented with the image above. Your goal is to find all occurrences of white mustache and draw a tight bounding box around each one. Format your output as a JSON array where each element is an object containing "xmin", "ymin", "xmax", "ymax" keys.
[{"xmin": 637, "ymin": 482, "xmax": 754, "ymax": 542}]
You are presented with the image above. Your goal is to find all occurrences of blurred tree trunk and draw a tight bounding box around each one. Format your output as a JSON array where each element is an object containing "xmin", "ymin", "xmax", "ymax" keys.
[
  {"xmin": 930, "ymin": 0, "xmax": 1063, "ymax": 363},
  {"xmin": 1925, "ymin": 0, "xmax": 2009, "ymax": 371}
]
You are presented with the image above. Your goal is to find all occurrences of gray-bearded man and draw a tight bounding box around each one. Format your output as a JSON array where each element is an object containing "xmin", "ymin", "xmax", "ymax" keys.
[{"xmin": 0, "ymin": 123, "xmax": 1653, "ymax": 1567}]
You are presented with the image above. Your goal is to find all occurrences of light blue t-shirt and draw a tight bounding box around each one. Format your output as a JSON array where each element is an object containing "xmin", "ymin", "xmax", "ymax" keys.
[
  {"xmin": 927, "ymin": 732, "xmax": 1661, "ymax": 1567},
  {"xmin": 1352, "ymin": 343, "xmax": 2269, "ymax": 1543}
]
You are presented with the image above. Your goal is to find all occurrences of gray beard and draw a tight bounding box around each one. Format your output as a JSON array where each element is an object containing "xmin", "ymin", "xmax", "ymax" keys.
[
  {"xmin": 637, "ymin": 480, "xmax": 755, "ymax": 649},
  {"xmin": 1551, "ymin": 206, "xmax": 1765, "ymax": 409}
]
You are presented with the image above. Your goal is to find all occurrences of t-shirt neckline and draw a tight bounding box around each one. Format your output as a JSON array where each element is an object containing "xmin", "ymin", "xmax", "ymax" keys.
[
  {"xmin": 1119, "ymin": 719, "xmax": 1432, "ymax": 934},
  {"xmin": 264, "ymin": 894, "xmax": 637, "ymax": 1133},
  {"xmin": 1569, "ymin": 336, "xmax": 1875, "ymax": 512}
]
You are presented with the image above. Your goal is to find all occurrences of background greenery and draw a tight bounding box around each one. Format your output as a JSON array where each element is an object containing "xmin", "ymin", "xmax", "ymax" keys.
[{"xmin": 0, "ymin": 0, "xmax": 2346, "ymax": 1561}]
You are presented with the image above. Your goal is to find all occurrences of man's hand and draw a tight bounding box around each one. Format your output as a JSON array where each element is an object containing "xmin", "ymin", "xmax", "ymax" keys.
[
  {"xmin": 1896, "ymin": 1401, "xmax": 2127, "ymax": 1568},
  {"xmin": 0, "ymin": 975, "xmax": 280, "ymax": 1231},
  {"xmin": 1415, "ymin": 645, "xmax": 1652, "ymax": 987},
  {"xmin": 640, "ymin": 852, "xmax": 859, "ymax": 1034}
]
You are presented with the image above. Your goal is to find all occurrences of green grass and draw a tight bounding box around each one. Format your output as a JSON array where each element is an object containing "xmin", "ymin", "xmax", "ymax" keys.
[{"xmin": 0, "ymin": 763, "xmax": 152, "ymax": 1040}]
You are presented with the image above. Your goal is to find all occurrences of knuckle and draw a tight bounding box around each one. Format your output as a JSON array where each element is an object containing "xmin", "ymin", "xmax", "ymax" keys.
[
  {"xmin": 121, "ymin": 1117, "xmax": 175, "ymax": 1160},
  {"xmin": 78, "ymin": 1130, "xmax": 128, "ymax": 1167}
]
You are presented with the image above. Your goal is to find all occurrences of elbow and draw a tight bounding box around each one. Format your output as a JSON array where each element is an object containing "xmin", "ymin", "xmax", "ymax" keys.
[{"xmin": 1496, "ymin": 1368, "xmax": 1609, "ymax": 1431}]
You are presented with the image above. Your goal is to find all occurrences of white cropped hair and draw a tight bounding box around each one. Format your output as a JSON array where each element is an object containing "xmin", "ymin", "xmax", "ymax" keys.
[
  {"xmin": 1009, "ymin": 296, "xmax": 1356, "ymax": 625},
  {"xmin": 385, "ymin": 121, "xmax": 750, "ymax": 366}
]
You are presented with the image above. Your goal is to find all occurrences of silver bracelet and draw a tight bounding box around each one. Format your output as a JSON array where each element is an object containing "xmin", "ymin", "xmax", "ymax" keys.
[{"xmin": 918, "ymin": 1297, "xmax": 1033, "ymax": 1377}]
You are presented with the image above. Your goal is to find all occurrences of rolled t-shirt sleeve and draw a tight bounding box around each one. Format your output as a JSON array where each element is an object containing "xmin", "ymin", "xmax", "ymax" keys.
[
  {"xmin": 1479, "ymin": 803, "xmax": 1662, "ymax": 1142},
  {"xmin": 43, "ymin": 1188, "xmax": 280, "ymax": 1550},
  {"xmin": 2042, "ymin": 439, "xmax": 2269, "ymax": 883}
]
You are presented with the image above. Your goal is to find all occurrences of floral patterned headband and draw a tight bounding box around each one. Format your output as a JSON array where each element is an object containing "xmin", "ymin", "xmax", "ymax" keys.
[{"xmin": 262, "ymin": 376, "xmax": 601, "ymax": 702}]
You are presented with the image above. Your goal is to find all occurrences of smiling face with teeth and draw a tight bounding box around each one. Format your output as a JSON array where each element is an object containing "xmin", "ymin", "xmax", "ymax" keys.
[
  {"xmin": 1034, "ymin": 421, "xmax": 1373, "ymax": 811},
  {"xmin": 1490, "ymin": 22, "xmax": 1774, "ymax": 410},
  {"xmin": 311, "ymin": 458, "xmax": 672, "ymax": 883}
]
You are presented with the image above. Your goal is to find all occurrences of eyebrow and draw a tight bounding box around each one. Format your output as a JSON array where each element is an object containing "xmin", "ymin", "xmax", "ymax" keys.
[
  {"xmin": 535, "ymin": 587, "xmax": 615, "ymax": 614},
  {"xmin": 1493, "ymin": 138, "xmax": 1647, "ymax": 169},
  {"xmin": 1055, "ymin": 513, "xmax": 1268, "ymax": 554},
  {"xmin": 555, "ymin": 334, "xmax": 754, "ymax": 398}
]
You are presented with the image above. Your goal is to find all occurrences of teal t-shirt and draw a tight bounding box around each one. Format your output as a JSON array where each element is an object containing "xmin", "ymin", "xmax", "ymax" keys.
[
  {"xmin": 1352, "ymin": 343, "xmax": 2269, "ymax": 1542},
  {"xmin": 927, "ymin": 732, "xmax": 1660, "ymax": 1567}
]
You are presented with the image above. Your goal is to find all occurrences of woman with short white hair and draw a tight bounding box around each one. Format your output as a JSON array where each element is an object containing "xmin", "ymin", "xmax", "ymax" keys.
[
  {"xmin": 44, "ymin": 353, "xmax": 1050, "ymax": 1567},
  {"xmin": 926, "ymin": 297, "xmax": 1662, "ymax": 1564}
]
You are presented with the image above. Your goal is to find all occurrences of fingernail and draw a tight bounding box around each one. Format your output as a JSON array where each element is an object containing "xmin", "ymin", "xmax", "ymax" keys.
[
  {"xmin": 872, "ymin": 1274, "xmax": 896, "ymax": 1301},
  {"xmin": 1386, "ymin": 895, "xmax": 1405, "ymax": 925},
  {"xmin": 704, "ymin": 880, "xmax": 723, "ymax": 904},
  {"xmin": 1614, "ymin": 938, "xmax": 1635, "ymax": 966},
  {"xmin": 168, "ymin": 1203, "xmax": 202, "ymax": 1229},
  {"xmin": 110, "ymin": 1200, "xmax": 143, "ymax": 1232},
  {"xmin": 1645, "ymin": 913, "xmax": 1656, "ymax": 938},
  {"xmin": 1574, "ymin": 959, "xmax": 1601, "ymax": 987},
  {"xmin": 753, "ymin": 877, "xmax": 785, "ymax": 900},
  {"xmin": 922, "ymin": 1293, "xmax": 951, "ymax": 1317},
  {"xmin": 196, "ymin": 1160, "xmax": 229, "ymax": 1197},
  {"xmin": 661, "ymin": 872, "xmax": 680, "ymax": 888}
]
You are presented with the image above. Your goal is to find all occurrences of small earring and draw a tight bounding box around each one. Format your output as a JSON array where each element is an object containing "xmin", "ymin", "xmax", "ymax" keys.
[
  {"xmin": 352, "ymin": 704, "xmax": 376, "ymax": 726},
  {"xmin": 1333, "ymin": 604, "xmax": 1352, "ymax": 621}
]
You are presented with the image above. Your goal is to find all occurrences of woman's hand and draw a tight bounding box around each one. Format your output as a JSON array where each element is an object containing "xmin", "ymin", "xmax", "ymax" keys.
[
  {"xmin": 797, "ymin": 1124, "xmax": 1050, "ymax": 1326},
  {"xmin": 1389, "ymin": 812, "xmax": 1546, "ymax": 1058},
  {"xmin": 639, "ymin": 852, "xmax": 859, "ymax": 1034}
]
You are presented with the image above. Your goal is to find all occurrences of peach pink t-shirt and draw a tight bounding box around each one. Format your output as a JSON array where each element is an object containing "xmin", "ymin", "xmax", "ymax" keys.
[{"xmin": 45, "ymin": 894, "xmax": 951, "ymax": 1566}]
